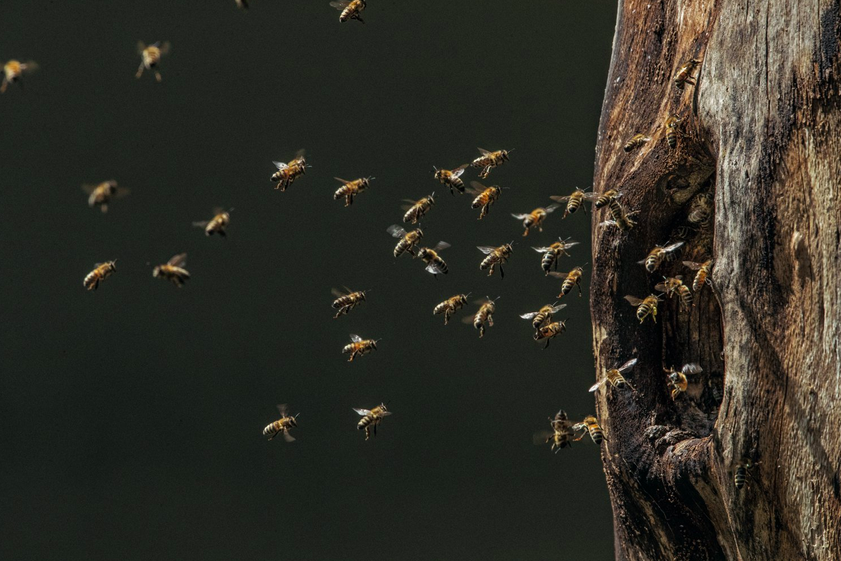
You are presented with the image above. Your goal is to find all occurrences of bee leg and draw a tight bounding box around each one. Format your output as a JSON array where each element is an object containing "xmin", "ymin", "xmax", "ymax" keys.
[
  {"xmin": 543, "ymin": 339, "xmax": 550, "ymax": 350},
  {"xmin": 135, "ymin": 63, "xmax": 144, "ymax": 79},
  {"xmin": 576, "ymin": 282, "xmax": 582, "ymax": 296},
  {"xmin": 155, "ymin": 71, "xmax": 163, "ymax": 83},
  {"xmin": 0, "ymin": 78, "xmax": 8, "ymax": 94},
  {"xmin": 101, "ymin": 204, "xmax": 109, "ymax": 213},
  {"xmin": 499, "ymin": 265, "xmax": 505, "ymax": 279}
]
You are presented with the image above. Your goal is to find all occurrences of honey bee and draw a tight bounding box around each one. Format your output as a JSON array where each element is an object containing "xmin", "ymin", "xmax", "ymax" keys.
[
  {"xmin": 192, "ymin": 207, "xmax": 232, "ymax": 237},
  {"xmin": 433, "ymin": 292, "xmax": 470, "ymax": 325},
  {"xmin": 654, "ymin": 276, "xmax": 693, "ymax": 310},
  {"xmin": 331, "ymin": 287, "xmax": 367, "ymax": 319},
  {"xmin": 589, "ymin": 358, "xmax": 638, "ymax": 392},
  {"xmin": 532, "ymin": 237, "xmax": 579, "ymax": 275},
  {"xmin": 665, "ymin": 114, "xmax": 683, "ymax": 149},
  {"xmin": 665, "ymin": 363, "xmax": 703, "ymax": 400},
  {"xmin": 333, "ymin": 176, "xmax": 373, "ymax": 206},
  {"xmin": 386, "ymin": 224, "xmax": 424, "ymax": 257},
  {"xmin": 624, "ymin": 294, "xmax": 661, "ymax": 323},
  {"xmin": 1, "ymin": 59, "xmax": 38, "ymax": 94},
  {"xmin": 82, "ymin": 180, "xmax": 130, "ymax": 213},
  {"xmin": 734, "ymin": 458, "xmax": 758, "ymax": 490},
  {"xmin": 511, "ymin": 204, "xmax": 559, "ymax": 236},
  {"xmin": 674, "ymin": 58, "xmax": 702, "ymax": 90},
  {"xmin": 343, "ymin": 334, "xmax": 379, "ymax": 361},
  {"xmin": 593, "ymin": 189, "xmax": 621, "ymax": 210},
  {"xmin": 548, "ymin": 266, "xmax": 584, "ymax": 298},
  {"xmin": 402, "ymin": 193, "xmax": 435, "ymax": 224},
  {"xmin": 354, "ymin": 403, "xmax": 391, "ymax": 440},
  {"xmin": 623, "ymin": 133, "xmax": 652, "ymax": 152},
  {"xmin": 687, "ymin": 192, "xmax": 713, "ymax": 225},
  {"xmin": 462, "ymin": 296, "xmax": 499, "ymax": 338},
  {"xmin": 135, "ymin": 41, "xmax": 171, "ymax": 82},
  {"xmin": 533, "ymin": 320, "xmax": 567, "ymax": 349},
  {"xmin": 520, "ymin": 302, "xmax": 566, "ymax": 333},
  {"xmin": 271, "ymin": 150, "xmax": 308, "ymax": 191},
  {"xmin": 466, "ymin": 181, "xmax": 504, "ymax": 220},
  {"xmin": 573, "ymin": 416, "xmax": 605, "ymax": 445},
  {"xmin": 433, "ymin": 164, "xmax": 468, "ymax": 195},
  {"xmin": 534, "ymin": 410, "xmax": 575, "ymax": 453},
  {"xmin": 683, "ymin": 260, "xmax": 714, "ymax": 292},
  {"xmin": 477, "ymin": 243, "xmax": 514, "ymax": 278},
  {"xmin": 417, "ymin": 241, "xmax": 451, "ymax": 277},
  {"xmin": 598, "ymin": 199, "xmax": 638, "ymax": 231},
  {"xmin": 153, "ymin": 253, "xmax": 190, "ymax": 287},
  {"xmin": 331, "ymin": 0, "xmax": 366, "ymax": 23},
  {"xmin": 550, "ymin": 187, "xmax": 595, "ymax": 218},
  {"xmin": 262, "ymin": 404, "xmax": 299, "ymax": 442},
  {"xmin": 83, "ymin": 260, "xmax": 117, "ymax": 291},
  {"xmin": 639, "ymin": 241, "xmax": 685, "ymax": 273},
  {"xmin": 471, "ymin": 148, "xmax": 511, "ymax": 179}
]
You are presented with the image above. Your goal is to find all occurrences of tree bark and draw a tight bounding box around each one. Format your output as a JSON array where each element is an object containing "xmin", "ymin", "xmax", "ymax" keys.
[{"xmin": 590, "ymin": 1, "xmax": 841, "ymax": 559}]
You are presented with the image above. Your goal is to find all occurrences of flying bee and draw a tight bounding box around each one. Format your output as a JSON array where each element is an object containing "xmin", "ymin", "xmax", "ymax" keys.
[
  {"xmin": 520, "ymin": 302, "xmax": 567, "ymax": 334},
  {"xmin": 533, "ymin": 320, "xmax": 567, "ymax": 349},
  {"xmin": 463, "ymin": 296, "xmax": 499, "ymax": 338},
  {"xmin": 534, "ymin": 410, "xmax": 575, "ymax": 453},
  {"xmin": 83, "ymin": 260, "xmax": 117, "ymax": 291},
  {"xmin": 387, "ymin": 224, "xmax": 423, "ymax": 257},
  {"xmin": 665, "ymin": 363, "xmax": 703, "ymax": 400},
  {"xmin": 593, "ymin": 189, "xmax": 621, "ymax": 210},
  {"xmin": 533, "ymin": 237, "xmax": 579, "ymax": 275},
  {"xmin": 82, "ymin": 180, "xmax": 130, "ymax": 213},
  {"xmin": 343, "ymin": 334, "xmax": 379, "ymax": 361},
  {"xmin": 153, "ymin": 253, "xmax": 190, "ymax": 287},
  {"xmin": 511, "ymin": 204, "xmax": 559, "ymax": 236},
  {"xmin": 262, "ymin": 404, "xmax": 299, "ymax": 442},
  {"xmin": 433, "ymin": 292, "xmax": 470, "ymax": 325},
  {"xmin": 589, "ymin": 358, "xmax": 638, "ymax": 392},
  {"xmin": 655, "ymin": 276, "xmax": 693, "ymax": 310},
  {"xmin": 354, "ymin": 404, "xmax": 391, "ymax": 440},
  {"xmin": 192, "ymin": 207, "xmax": 233, "ymax": 237},
  {"xmin": 477, "ymin": 243, "xmax": 514, "ymax": 278},
  {"xmin": 333, "ymin": 176, "xmax": 373, "ymax": 207},
  {"xmin": 466, "ymin": 181, "xmax": 504, "ymax": 220},
  {"xmin": 1, "ymin": 59, "xmax": 38, "ymax": 94},
  {"xmin": 665, "ymin": 114, "xmax": 684, "ymax": 149},
  {"xmin": 639, "ymin": 241, "xmax": 685, "ymax": 273},
  {"xmin": 135, "ymin": 41, "xmax": 171, "ymax": 82},
  {"xmin": 271, "ymin": 150, "xmax": 308, "ymax": 191},
  {"xmin": 548, "ymin": 266, "xmax": 584, "ymax": 298},
  {"xmin": 734, "ymin": 458, "xmax": 758, "ymax": 490},
  {"xmin": 683, "ymin": 259, "xmax": 714, "ymax": 292},
  {"xmin": 623, "ymin": 133, "xmax": 652, "ymax": 153},
  {"xmin": 331, "ymin": 0, "xmax": 366, "ymax": 23},
  {"xmin": 331, "ymin": 287, "xmax": 367, "ymax": 319},
  {"xmin": 624, "ymin": 294, "xmax": 661, "ymax": 323},
  {"xmin": 674, "ymin": 58, "xmax": 702, "ymax": 90},
  {"xmin": 573, "ymin": 416, "xmax": 605, "ymax": 445},
  {"xmin": 416, "ymin": 241, "xmax": 451, "ymax": 277},
  {"xmin": 402, "ymin": 193, "xmax": 435, "ymax": 224},
  {"xmin": 433, "ymin": 164, "xmax": 468, "ymax": 195},
  {"xmin": 471, "ymin": 148, "xmax": 511, "ymax": 179},
  {"xmin": 687, "ymin": 192, "xmax": 714, "ymax": 225},
  {"xmin": 235, "ymin": 0, "xmax": 248, "ymax": 8},
  {"xmin": 550, "ymin": 187, "xmax": 595, "ymax": 218}
]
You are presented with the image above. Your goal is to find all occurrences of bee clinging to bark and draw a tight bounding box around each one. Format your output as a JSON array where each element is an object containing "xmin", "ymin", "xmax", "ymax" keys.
[
  {"xmin": 655, "ymin": 276, "xmax": 693, "ymax": 310},
  {"xmin": 550, "ymin": 187, "xmax": 595, "ymax": 218},
  {"xmin": 477, "ymin": 243, "xmax": 513, "ymax": 278},
  {"xmin": 463, "ymin": 296, "xmax": 499, "ymax": 338},
  {"xmin": 573, "ymin": 416, "xmax": 605, "ymax": 445},
  {"xmin": 402, "ymin": 193, "xmax": 435, "ymax": 224},
  {"xmin": 1, "ymin": 59, "xmax": 38, "ymax": 94},
  {"xmin": 433, "ymin": 164, "xmax": 468, "ymax": 195},
  {"xmin": 590, "ymin": 358, "xmax": 638, "ymax": 392},
  {"xmin": 387, "ymin": 224, "xmax": 423, "ymax": 257},
  {"xmin": 520, "ymin": 302, "xmax": 566, "ymax": 334},
  {"xmin": 598, "ymin": 198, "xmax": 638, "ymax": 231},
  {"xmin": 683, "ymin": 260, "xmax": 714, "ymax": 292},
  {"xmin": 548, "ymin": 266, "xmax": 584, "ymax": 298},
  {"xmin": 533, "ymin": 237, "xmax": 579, "ymax": 275},
  {"xmin": 82, "ymin": 180, "xmax": 130, "ymax": 213},
  {"xmin": 433, "ymin": 292, "xmax": 470, "ymax": 325},
  {"xmin": 593, "ymin": 189, "xmax": 621, "ymax": 210},
  {"xmin": 135, "ymin": 41, "xmax": 171, "ymax": 82},
  {"xmin": 271, "ymin": 150, "xmax": 308, "ymax": 191},
  {"xmin": 665, "ymin": 363, "xmax": 703, "ymax": 400},
  {"xmin": 83, "ymin": 260, "xmax": 117, "ymax": 291},
  {"xmin": 153, "ymin": 253, "xmax": 190, "ymax": 287},
  {"xmin": 623, "ymin": 133, "xmax": 652, "ymax": 153},
  {"xmin": 534, "ymin": 410, "xmax": 575, "ymax": 453},
  {"xmin": 665, "ymin": 114, "xmax": 683, "ymax": 149},
  {"xmin": 533, "ymin": 320, "xmax": 567, "ymax": 349},
  {"xmin": 416, "ymin": 241, "xmax": 451, "ymax": 277},
  {"xmin": 354, "ymin": 403, "xmax": 391, "ymax": 440},
  {"xmin": 343, "ymin": 334, "xmax": 379, "ymax": 361},
  {"xmin": 466, "ymin": 181, "xmax": 504, "ymax": 220},
  {"xmin": 333, "ymin": 176, "xmax": 373, "ymax": 207},
  {"xmin": 331, "ymin": 0, "xmax": 366, "ymax": 23},
  {"xmin": 511, "ymin": 204, "xmax": 559, "ymax": 236},
  {"xmin": 331, "ymin": 287, "xmax": 367, "ymax": 319},
  {"xmin": 262, "ymin": 404, "xmax": 299, "ymax": 442},
  {"xmin": 687, "ymin": 192, "xmax": 713, "ymax": 225},
  {"xmin": 471, "ymin": 148, "xmax": 510, "ymax": 179},
  {"xmin": 734, "ymin": 458, "xmax": 758, "ymax": 490},
  {"xmin": 624, "ymin": 294, "xmax": 661, "ymax": 323},
  {"xmin": 192, "ymin": 207, "xmax": 232, "ymax": 237},
  {"xmin": 639, "ymin": 241, "xmax": 685, "ymax": 273},
  {"xmin": 674, "ymin": 58, "xmax": 702, "ymax": 90}
]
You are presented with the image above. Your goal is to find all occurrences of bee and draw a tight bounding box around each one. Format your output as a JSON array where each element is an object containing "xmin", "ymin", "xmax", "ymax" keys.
[
  {"xmin": 687, "ymin": 192, "xmax": 714, "ymax": 225},
  {"xmin": 665, "ymin": 114, "xmax": 683, "ymax": 149},
  {"xmin": 343, "ymin": 334, "xmax": 379, "ymax": 361},
  {"xmin": 433, "ymin": 164, "xmax": 468, "ymax": 195},
  {"xmin": 331, "ymin": 0, "xmax": 366, "ymax": 23},
  {"xmin": 354, "ymin": 404, "xmax": 391, "ymax": 440},
  {"xmin": 83, "ymin": 260, "xmax": 117, "ymax": 291},
  {"xmin": 402, "ymin": 193, "xmax": 435, "ymax": 224},
  {"xmin": 1, "ymin": 59, "xmax": 38, "ymax": 93},
  {"xmin": 639, "ymin": 241, "xmax": 685, "ymax": 273},
  {"xmin": 623, "ymin": 133, "xmax": 652, "ymax": 153},
  {"xmin": 598, "ymin": 199, "xmax": 638, "ymax": 231},
  {"xmin": 548, "ymin": 266, "xmax": 584, "ymax": 298},
  {"xmin": 333, "ymin": 176, "xmax": 373, "ymax": 207},
  {"xmin": 683, "ymin": 259, "xmax": 714, "ymax": 292},
  {"xmin": 433, "ymin": 292, "xmax": 470, "ymax": 325},
  {"xmin": 271, "ymin": 150, "xmax": 308, "ymax": 191},
  {"xmin": 466, "ymin": 181, "xmax": 504, "ymax": 220},
  {"xmin": 386, "ymin": 224, "xmax": 424, "ymax": 257},
  {"xmin": 236, "ymin": 0, "xmax": 248, "ymax": 8},
  {"xmin": 665, "ymin": 363, "xmax": 703, "ymax": 400},
  {"xmin": 153, "ymin": 253, "xmax": 190, "ymax": 287},
  {"xmin": 532, "ymin": 237, "xmax": 579, "ymax": 275},
  {"xmin": 462, "ymin": 296, "xmax": 499, "ymax": 338},
  {"xmin": 550, "ymin": 187, "xmax": 595, "ymax": 218},
  {"xmin": 534, "ymin": 410, "xmax": 575, "ymax": 453},
  {"xmin": 624, "ymin": 294, "xmax": 661, "ymax": 323},
  {"xmin": 573, "ymin": 416, "xmax": 605, "ymax": 445},
  {"xmin": 331, "ymin": 287, "xmax": 367, "ymax": 319},
  {"xmin": 82, "ymin": 180, "xmax": 130, "ymax": 213},
  {"xmin": 135, "ymin": 41, "xmax": 171, "ymax": 82},
  {"xmin": 734, "ymin": 458, "xmax": 758, "ymax": 490},
  {"xmin": 477, "ymin": 243, "xmax": 514, "ymax": 278},
  {"xmin": 533, "ymin": 320, "xmax": 567, "ymax": 349},
  {"xmin": 593, "ymin": 189, "xmax": 621, "ymax": 210},
  {"xmin": 192, "ymin": 207, "xmax": 232, "ymax": 237},
  {"xmin": 674, "ymin": 58, "xmax": 702, "ymax": 90},
  {"xmin": 520, "ymin": 302, "xmax": 567, "ymax": 334},
  {"xmin": 416, "ymin": 241, "xmax": 451, "ymax": 277},
  {"xmin": 471, "ymin": 148, "xmax": 510, "ymax": 179},
  {"xmin": 511, "ymin": 204, "xmax": 559, "ymax": 236},
  {"xmin": 654, "ymin": 276, "xmax": 693, "ymax": 310},
  {"xmin": 589, "ymin": 358, "xmax": 638, "ymax": 392},
  {"xmin": 262, "ymin": 404, "xmax": 299, "ymax": 442}
]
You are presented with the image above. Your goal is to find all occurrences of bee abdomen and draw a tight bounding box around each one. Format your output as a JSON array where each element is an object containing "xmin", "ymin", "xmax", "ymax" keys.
[
  {"xmin": 679, "ymin": 286, "xmax": 694, "ymax": 308},
  {"xmin": 590, "ymin": 429, "xmax": 604, "ymax": 445},
  {"xmin": 645, "ymin": 254, "xmax": 661, "ymax": 273},
  {"xmin": 735, "ymin": 467, "xmax": 747, "ymax": 489}
]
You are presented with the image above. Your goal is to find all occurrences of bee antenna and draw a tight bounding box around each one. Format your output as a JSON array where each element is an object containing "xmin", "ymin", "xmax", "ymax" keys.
[{"xmin": 465, "ymin": 292, "xmax": 472, "ymax": 298}]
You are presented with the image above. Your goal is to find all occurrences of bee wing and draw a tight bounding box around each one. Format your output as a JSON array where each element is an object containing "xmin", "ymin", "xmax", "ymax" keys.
[
  {"xmin": 157, "ymin": 41, "xmax": 171, "ymax": 55},
  {"xmin": 519, "ymin": 311, "xmax": 539, "ymax": 320},
  {"xmin": 461, "ymin": 314, "xmax": 476, "ymax": 324},
  {"xmin": 550, "ymin": 304, "xmax": 568, "ymax": 313},
  {"xmin": 20, "ymin": 60, "xmax": 39, "ymax": 73},
  {"xmin": 477, "ymin": 147, "xmax": 490, "ymax": 155},
  {"xmin": 637, "ymin": 258, "xmax": 648, "ymax": 264},
  {"xmin": 282, "ymin": 431, "xmax": 296, "ymax": 443},
  {"xmin": 549, "ymin": 195, "xmax": 571, "ymax": 203},
  {"xmin": 137, "ymin": 41, "xmax": 147, "ymax": 54},
  {"xmin": 81, "ymin": 183, "xmax": 97, "ymax": 194},
  {"xmin": 664, "ymin": 241, "xmax": 685, "ymax": 253},
  {"xmin": 273, "ymin": 161, "xmax": 289, "ymax": 170},
  {"xmin": 400, "ymin": 204, "xmax": 414, "ymax": 211},
  {"xmin": 582, "ymin": 192, "xmax": 600, "ymax": 201},
  {"xmin": 624, "ymin": 295, "xmax": 644, "ymax": 306},
  {"xmin": 331, "ymin": 287, "xmax": 347, "ymax": 298},
  {"xmin": 682, "ymin": 363, "xmax": 703, "ymax": 375},
  {"xmin": 561, "ymin": 240, "xmax": 580, "ymax": 248},
  {"xmin": 350, "ymin": 334, "xmax": 363, "ymax": 343},
  {"xmin": 114, "ymin": 186, "xmax": 131, "ymax": 198},
  {"xmin": 167, "ymin": 253, "xmax": 187, "ymax": 267},
  {"xmin": 386, "ymin": 225, "xmax": 408, "ymax": 238},
  {"xmin": 467, "ymin": 181, "xmax": 486, "ymax": 195},
  {"xmin": 589, "ymin": 379, "xmax": 606, "ymax": 392},
  {"xmin": 674, "ymin": 275, "xmax": 683, "ymax": 281},
  {"xmin": 192, "ymin": 221, "xmax": 210, "ymax": 228},
  {"xmin": 532, "ymin": 246, "xmax": 550, "ymax": 253},
  {"xmin": 353, "ymin": 408, "xmax": 372, "ymax": 416},
  {"xmin": 654, "ymin": 282, "xmax": 668, "ymax": 292},
  {"xmin": 452, "ymin": 165, "xmax": 467, "ymax": 178},
  {"xmin": 617, "ymin": 358, "xmax": 639, "ymax": 372},
  {"xmin": 511, "ymin": 213, "xmax": 531, "ymax": 220},
  {"xmin": 477, "ymin": 246, "xmax": 496, "ymax": 254},
  {"xmin": 379, "ymin": 411, "xmax": 393, "ymax": 417},
  {"xmin": 598, "ymin": 220, "xmax": 618, "ymax": 228},
  {"xmin": 532, "ymin": 430, "xmax": 555, "ymax": 445},
  {"xmin": 276, "ymin": 404, "xmax": 289, "ymax": 416},
  {"xmin": 434, "ymin": 241, "xmax": 451, "ymax": 251},
  {"xmin": 545, "ymin": 204, "xmax": 560, "ymax": 213},
  {"xmin": 683, "ymin": 260, "xmax": 703, "ymax": 270},
  {"xmin": 334, "ymin": 177, "xmax": 351, "ymax": 184},
  {"xmin": 426, "ymin": 263, "xmax": 445, "ymax": 275},
  {"xmin": 548, "ymin": 271, "xmax": 570, "ymax": 279}
]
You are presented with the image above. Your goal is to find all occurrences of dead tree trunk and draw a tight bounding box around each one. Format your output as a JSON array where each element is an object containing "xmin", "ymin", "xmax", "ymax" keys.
[{"xmin": 590, "ymin": 1, "xmax": 841, "ymax": 559}]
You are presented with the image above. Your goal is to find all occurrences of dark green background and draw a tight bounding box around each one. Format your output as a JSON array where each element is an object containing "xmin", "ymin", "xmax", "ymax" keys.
[{"xmin": 0, "ymin": 1, "xmax": 617, "ymax": 559}]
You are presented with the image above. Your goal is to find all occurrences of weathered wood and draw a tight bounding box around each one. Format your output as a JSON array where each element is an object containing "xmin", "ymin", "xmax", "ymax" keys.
[{"xmin": 590, "ymin": 1, "xmax": 841, "ymax": 559}]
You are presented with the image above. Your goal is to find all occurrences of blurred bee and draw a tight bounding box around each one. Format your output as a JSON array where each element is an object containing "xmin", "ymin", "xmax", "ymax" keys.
[
  {"xmin": 534, "ymin": 410, "xmax": 575, "ymax": 453},
  {"xmin": 550, "ymin": 187, "xmax": 595, "ymax": 218},
  {"xmin": 466, "ymin": 181, "xmax": 503, "ymax": 220},
  {"xmin": 533, "ymin": 320, "xmax": 567, "ymax": 349},
  {"xmin": 589, "ymin": 358, "xmax": 638, "ymax": 392},
  {"xmin": 192, "ymin": 207, "xmax": 232, "ymax": 237},
  {"xmin": 573, "ymin": 416, "xmax": 605, "ymax": 445},
  {"xmin": 433, "ymin": 292, "xmax": 470, "ymax": 325},
  {"xmin": 511, "ymin": 204, "xmax": 559, "ymax": 236},
  {"xmin": 520, "ymin": 302, "xmax": 566, "ymax": 334},
  {"xmin": 734, "ymin": 458, "xmax": 757, "ymax": 490},
  {"xmin": 262, "ymin": 404, "xmax": 299, "ymax": 442},
  {"xmin": 463, "ymin": 296, "xmax": 499, "ymax": 338},
  {"xmin": 82, "ymin": 180, "xmax": 130, "ymax": 213},
  {"xmin": 1, "ymin": 59, "xmax": 38, "ymax": 94},
  {"xmin": 471, "ymin": 148, "xmax": 510, "ymax": 179},
  {"xmin": 387, "ymin": 224, "xmax": 424, "ymax": 257},
  {"xmin": 135, "ymin": 41, "xmax": 171, "ymax": 82},
  {"xmin": 655, "ymin": 276, "xmax": 693, "ymax": 310},
  {"xmin": 533, "ymin": 237, "xmax": 579, "ymax": 275},
  {"xmin": 331, "ymin": 0, "xmax": 366, "ymax": 23},
  {"xmin": 477, "ymin": 243, "xmax": 513, "ymax": 278},
  {"xmin": 674, "ymin": 58, "xmax": 702, "ymax": 90},
  {"xmin": 83, "ymin": 260, "xmax": 117, "ymax": 291},
  {"xmin": 271, "ymin": 150, "xmax": 308, "ymax": 191},
  {"xmin": 683, "ymin": 259, "xmax": 714, "ymax": 292},
  {"xmin": 331, "ymin": 287, "xmax": 367, "ymax": 319},
  {"xmin": 403, "ymin": 193, "xmax": 435, "ymax": 224},
  {"xmin": 623, "ymin": 133, "xmax": 651, "ymax": 152},
  {"xmin": 354, "ymin": 404, "xmax": 391, "ymax": 440},
  {"xmin": 417, "ymin": 241, "xmax": 451, "ymax": 277},
  {"xmin": 333, "ymin": 176, "xmax": 373, "ymax": 207},
  {"xmin": 687, "ymin": 192, "xmax": 713, "ymax": 225},
  {"xmin": 593, "ymin": 189, "xmax": 621, "ymax": 210},
  {"xmin": 433, "ymin": 164, "xmax": 468, "ymax": 195},
  {"xmin": 665, "ymin": 114, "xmax": 683, "ymax": 149},
  {"xmin": 665, "ymin": 363, "xmax": 703, "ymax": 400},
  {"xmin": 153, "ymin": 253, "xmax": 190, "ymax": 287},
  {"xmin": 624, "ymin": 294, "xmax": 661, "ymax": 323},
  {"xmin": 548, "ymin": 266, "xmax": 584, "ymax": 298},
  {"xmin": 236, "ymin": 0, "xmax": 248, "ymax": 8},
  {"xmin": 343, "ymin": 334, "xmax": 379, "ymax": 361},
  {"xmin": 639, "ymin": 241, "xmax": 685, "ymax": 273}
]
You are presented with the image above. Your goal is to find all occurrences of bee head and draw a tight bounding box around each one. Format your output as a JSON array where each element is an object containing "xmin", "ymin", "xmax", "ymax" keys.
[
  {"xmin": 152, "ymin": 265, "xmax": 161, "ymax": 277},
  {"xmin": 362, "ymin": 176, "xmax": 375, "ymax": 189},
  {"xmin": 668, "ymin": 371, "xmax": 679, "ymax": 383},
  {"xmin": 502, "ymin": 149, "xmax": 512, "ymax": 161},
  {"xmin": 415, "ymin": 227, "xmax": 424, "ymax": 239},
  {"xmin": 372, "ymin": 339, "xmax": 380, "ymax": 350},
  {"xmin": 289, "ymin": 414, "xmax": 299, "ymax": 427},
  {"xmin": 109, "ymin": 260, "xmax": 118, "ymax": 271}
]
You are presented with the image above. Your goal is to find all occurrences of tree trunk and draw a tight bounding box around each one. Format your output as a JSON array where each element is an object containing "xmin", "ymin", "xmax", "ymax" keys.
[{"xmin": 590, "ymin": 1, "xmax": 841, "ymax": 559}]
